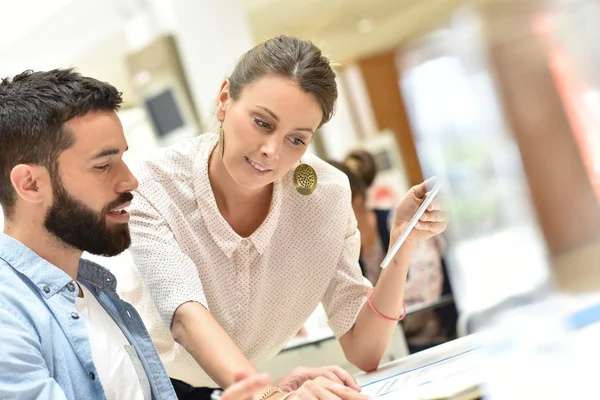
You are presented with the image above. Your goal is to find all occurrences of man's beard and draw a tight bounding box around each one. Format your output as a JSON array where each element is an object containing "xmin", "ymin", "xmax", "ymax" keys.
[{"xmin": 44, "ymin": 178, "xmax": 133, "ymax": 257}]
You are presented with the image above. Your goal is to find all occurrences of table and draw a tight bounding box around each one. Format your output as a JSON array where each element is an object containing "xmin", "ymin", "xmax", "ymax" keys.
[{"xmin": 356, "ymin": 335, "xmax": 481, "ymax": 399}]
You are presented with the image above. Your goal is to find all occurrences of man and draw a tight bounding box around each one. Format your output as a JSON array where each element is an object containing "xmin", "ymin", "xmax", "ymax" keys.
[
  {"xmin": 0, "ymin": 68, "xmax": 178, "ymax": 399},
  {"xmin": 0, "ymin": 69, "xmax": 366, "ymax": 400}
]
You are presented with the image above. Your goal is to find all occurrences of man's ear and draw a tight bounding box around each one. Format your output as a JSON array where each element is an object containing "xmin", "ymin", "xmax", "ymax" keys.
[{"xmin": 10, "ymin": 164, "xmax": 47, "ymax": 204}]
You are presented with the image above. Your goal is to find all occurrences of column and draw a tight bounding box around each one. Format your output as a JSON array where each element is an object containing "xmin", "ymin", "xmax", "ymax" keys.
[
  {"xmin": 357, "ymin": 51, "xmax": 424, "ymax": 187},
  {"xmin": 482, "ymin": 0, "xmax": 600, "ymax": 291}
]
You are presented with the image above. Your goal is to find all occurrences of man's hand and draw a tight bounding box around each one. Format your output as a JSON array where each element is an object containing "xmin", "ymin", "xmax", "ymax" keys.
[{"xmin": 276, "ymin": 366, "xmax": 361, "ymax": 393}]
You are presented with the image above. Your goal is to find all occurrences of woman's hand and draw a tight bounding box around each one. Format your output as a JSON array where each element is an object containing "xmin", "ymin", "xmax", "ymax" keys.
[
  {"xmin": 221, "ymin": 372, "xmax": 271, "ymax": 400},
  {"xmin": 289, "ymin": 377, "xmax": 367, "ymax": 400},
  {"xmin": 221, "ymin": 370, "xmax": 366, "ymax": 400},
  {"xmin": 276, "ymin": 366, "xmax": 361, "ymax": 393},
  {"xmin": 390, "ymin": 178, "xmax": 449, "ymax": 247}
]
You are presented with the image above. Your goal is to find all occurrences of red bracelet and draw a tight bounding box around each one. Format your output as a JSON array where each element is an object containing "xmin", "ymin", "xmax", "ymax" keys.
[{"xmin": 366, "ymin": 287, "xmax": 406, "ymax": 321}]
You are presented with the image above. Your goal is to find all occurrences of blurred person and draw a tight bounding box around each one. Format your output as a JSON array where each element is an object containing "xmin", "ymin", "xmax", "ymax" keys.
[
  {"xmin": 345, "ymin": 150, "xmax": 378, "ymax": 190},
  {"xmin": 324, "ymin": 161, "xmax": 382, "ymax": 284},
  {"xmin": 344, "ymin": 149, "xmax": 397, "ymax": 211},
  {"xmin": 117, "ymin": 34, "xmax": 449, "ymax": 396},
  {"xmin": 328, "ymin": 159, "xmax": 448, "ymax": 352},
  {"xmin": 0, "ymin": 69, "xmax": 365, "ymax": 400}
]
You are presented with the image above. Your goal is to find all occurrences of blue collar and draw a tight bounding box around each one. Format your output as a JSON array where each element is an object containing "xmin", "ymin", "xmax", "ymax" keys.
[{"xmin": 0, "ymin": 233, "xmax": 117, "ymax": 298}]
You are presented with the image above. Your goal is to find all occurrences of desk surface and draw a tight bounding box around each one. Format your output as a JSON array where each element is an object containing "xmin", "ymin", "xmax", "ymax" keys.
[
  {"xmin": 283, "ymin": 295, "xmax": 455, "ymax": 351},
  {"xmin": 355, "ymin": 334, "xmax": 479, "ymax": 386},
  {"xmin": 355, "ymin": 335, "xmax": 481, "ymax": 399}
]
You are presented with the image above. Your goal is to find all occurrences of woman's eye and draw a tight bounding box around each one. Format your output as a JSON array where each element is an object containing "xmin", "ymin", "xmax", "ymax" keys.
[
  {"xmin": 254, "ymin": 119, "xmax": 271, "ymax": 130},
  {"xmin": 289, "ymin": 137, "xmax": 306, "ymax": 146}
]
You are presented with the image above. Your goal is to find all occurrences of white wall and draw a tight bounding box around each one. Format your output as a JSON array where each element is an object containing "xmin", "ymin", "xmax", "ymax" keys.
[
  {"xmin": 164, "ymin": 0, "xmax": 254, "ymax": 131},
  {"xmin": 0, "ymin": 0, "xmax": 123, "ymax": 77},
  {"xmin": 0, "ymin": 0, "xmax": 75, "ymax": 54},
  {"xmin": 0, "ymin": 0, "xmax": 141, "ymax": 101},
  {"xmin": 318, "ymin": 73, "xmax": 361, "ymax": 161}
]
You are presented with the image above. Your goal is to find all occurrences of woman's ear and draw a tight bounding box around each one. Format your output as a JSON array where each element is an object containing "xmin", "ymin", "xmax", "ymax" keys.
[{"xmin": 215, "ymin": 79, "xmax": 231, "ymax": 123}]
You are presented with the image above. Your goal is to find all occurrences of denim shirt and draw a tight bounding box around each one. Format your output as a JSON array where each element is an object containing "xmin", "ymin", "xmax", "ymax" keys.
[{"xmin": 0, "ymin": 234, "xmax": 177, "ymax": 400}]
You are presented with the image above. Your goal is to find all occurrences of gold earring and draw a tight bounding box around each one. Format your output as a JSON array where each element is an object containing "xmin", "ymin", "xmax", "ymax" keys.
[
  {"xmin": 219, "ymin": 124, "xmax": 225, "ymax": 158},
  {"xmin": 293, "ymin": 160, "xmax": 317, "ymax": 195}
]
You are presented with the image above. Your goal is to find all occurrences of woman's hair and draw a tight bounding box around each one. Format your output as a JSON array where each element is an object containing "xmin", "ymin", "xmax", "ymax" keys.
[
  {"xmin": 326, "ymin": 160, "xmax": 366, "ymax": 201},
  {"xmin": 228, "ymin": 35, "xmax": 337, "ymax": 126},
  {"xmin": 345, "ymin": 150, "xmax": 379, "ymax": 188}
]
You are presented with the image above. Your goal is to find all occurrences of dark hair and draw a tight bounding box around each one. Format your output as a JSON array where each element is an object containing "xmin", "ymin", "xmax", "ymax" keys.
[
  {"xmin": 345, "ymin": 150, "xmax": 379, "ymax": 188},
  {"xmin": 228, "ymin": 35, "xmax": 337, "ymax": 126},
  {"xmin": 0, "ymin": 68, "xmax": 122, "ymax": 217},
  {"xmin": 326, "ymin": 160, "xmax": 366, "ymax": 201}
]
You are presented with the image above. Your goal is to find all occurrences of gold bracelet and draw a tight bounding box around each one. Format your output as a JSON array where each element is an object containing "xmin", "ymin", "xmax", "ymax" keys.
[
  {"xmin": 280, "ymin": 392, "xmax": 294, "ymax": 400},
  {"xmin": 258, "ymin": 387, "xmax": 284, "ymax": 400}
]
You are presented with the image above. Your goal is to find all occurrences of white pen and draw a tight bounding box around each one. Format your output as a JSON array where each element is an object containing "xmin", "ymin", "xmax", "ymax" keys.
[{"xmin": 380, "ymin": 179, "xmax": 442, "ymax": 269}]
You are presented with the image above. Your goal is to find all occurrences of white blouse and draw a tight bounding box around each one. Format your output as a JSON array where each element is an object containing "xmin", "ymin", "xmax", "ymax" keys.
[{"xmin": 117, "ymin": 133, "xmax": 370, "ymax": 387}]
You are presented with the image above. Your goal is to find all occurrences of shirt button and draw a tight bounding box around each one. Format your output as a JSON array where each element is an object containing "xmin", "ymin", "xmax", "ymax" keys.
[
  {"xmin": 67, "ymin": 282, "xmax": 75, "ymax": 292},
  {"xmin": 71, "ymin": 312, "xmax": 80, "ymax": 319},
  {"xmin": 89, "ymin": 371, "xmax": 96, "ymax": 380},
  {"xmin": 43, "ymin": 286, "xmax": 50, "ymax": 294}
]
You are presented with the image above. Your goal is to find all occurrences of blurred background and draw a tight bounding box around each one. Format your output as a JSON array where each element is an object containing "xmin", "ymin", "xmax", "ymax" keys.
[{"xmin": 2, "ymin": 0, "xmax": 600, "ymax": 386}]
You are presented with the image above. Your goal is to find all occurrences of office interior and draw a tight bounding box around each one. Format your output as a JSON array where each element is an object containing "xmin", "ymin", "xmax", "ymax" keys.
[{"xmin": 2, "ymin": 0, "xmax": 600, "ymax": 398}]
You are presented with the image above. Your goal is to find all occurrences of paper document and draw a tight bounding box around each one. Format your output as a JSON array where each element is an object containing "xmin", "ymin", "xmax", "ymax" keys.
[{"xmin": 361, "ymin": 349, "xmax": 481, "ymax": 399}]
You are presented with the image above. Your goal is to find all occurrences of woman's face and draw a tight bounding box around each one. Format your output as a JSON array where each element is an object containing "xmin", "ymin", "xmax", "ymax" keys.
[{"xmin": 216, "ymin": 76, "xmax": 323, "ymax": 191}]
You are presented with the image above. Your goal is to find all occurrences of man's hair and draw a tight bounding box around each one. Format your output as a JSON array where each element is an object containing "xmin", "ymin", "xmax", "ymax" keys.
[{"xmin": 0, "ymin": 68, "xmax": 122, "ymax": 217}]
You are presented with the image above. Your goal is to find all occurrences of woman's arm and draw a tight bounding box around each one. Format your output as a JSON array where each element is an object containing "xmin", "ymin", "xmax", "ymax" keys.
[
  {"xmin": 338, "ymin": 180, "xmax": 449, "ymax": 371},
  {"xmin": 171, "ymin": 302, "xmax": 258, "ymax": 387}
]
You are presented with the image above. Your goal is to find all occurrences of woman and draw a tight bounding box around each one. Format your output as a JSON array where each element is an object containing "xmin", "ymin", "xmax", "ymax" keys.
[
  {"xmin": 123, "ymin": 35, "xmax": 449, "ymax": 396},
  {"xmin": 345, "ymin": 150, "xmax": 378, "ymax": 190},
  {"xmin": 328, "ymin": 159, "xmax": 447, "ymax": 353}
]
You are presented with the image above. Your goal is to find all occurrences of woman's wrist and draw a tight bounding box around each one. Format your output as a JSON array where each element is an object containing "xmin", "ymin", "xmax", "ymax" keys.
[
  {"xmin": 258, "ymin": 387, "xmax": 286, "ymax": 400},
  {"xmin": 271, "ymin": 392, "xmax": 294, "ymax": 400},
  {"xmin": 389, "ymin": 223, "xmax": 418, "ymax": 251},
  {"xmin": 387, "ymin": 238, "xmax": 416, "ymax": 263}
]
